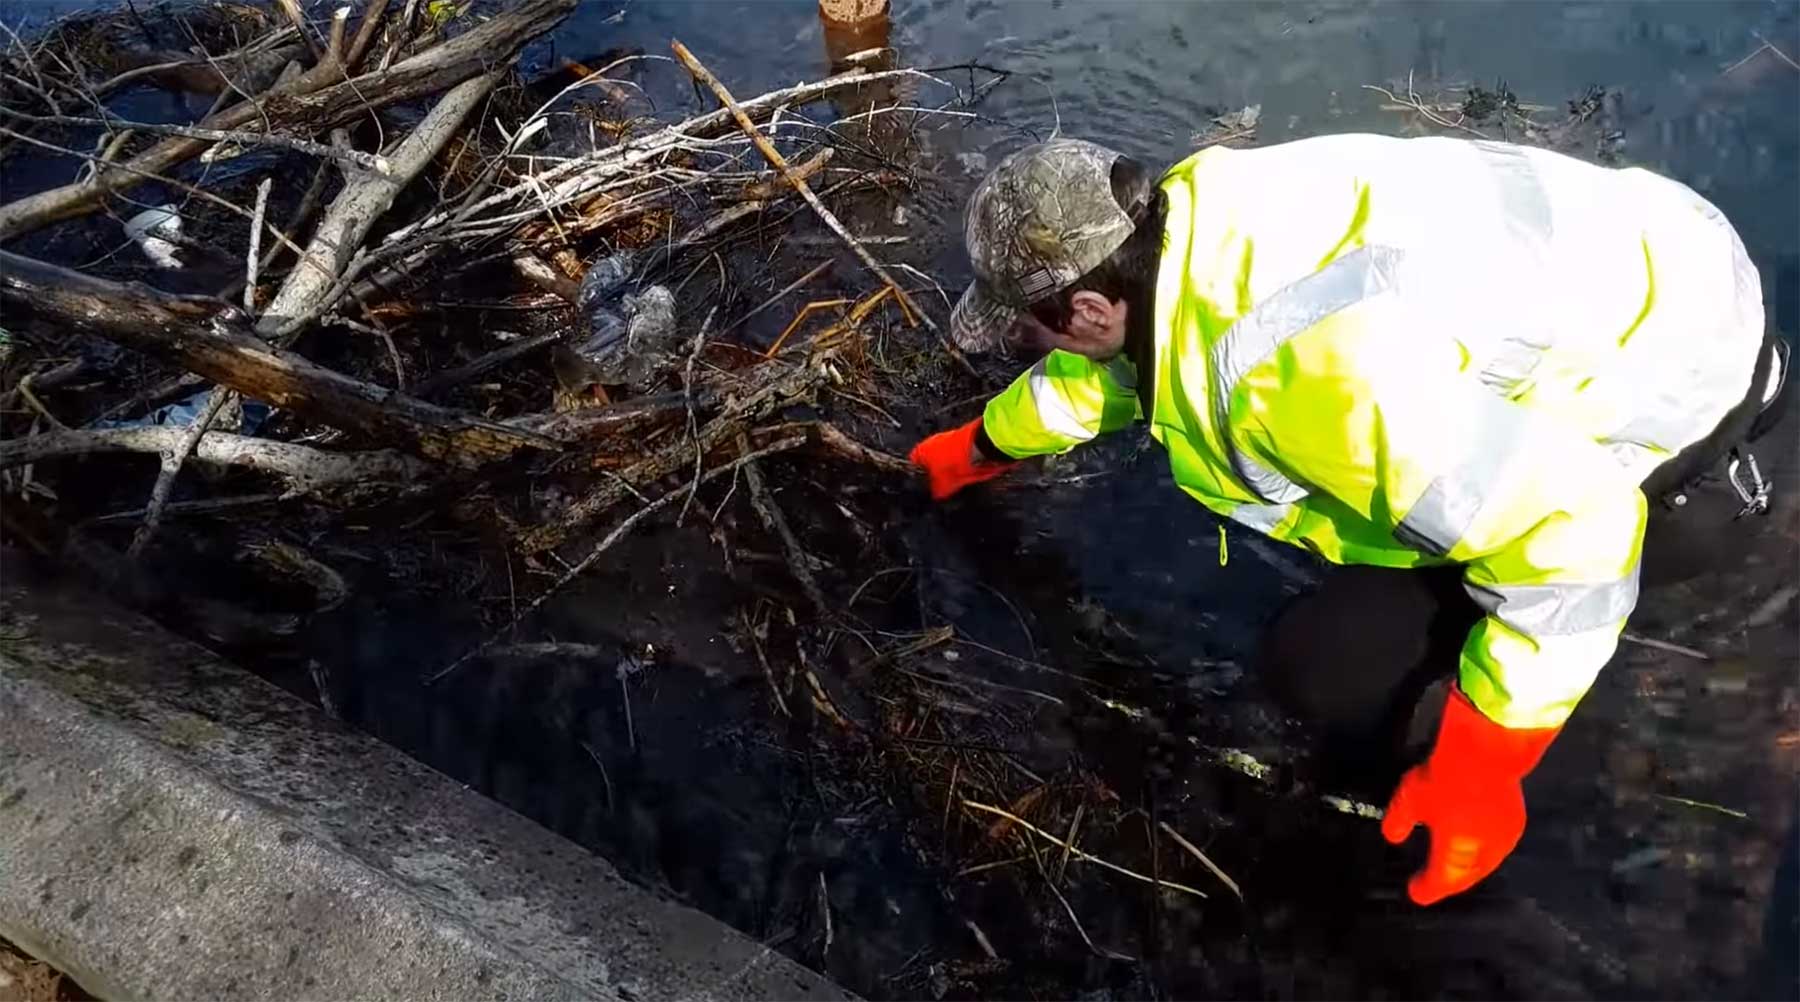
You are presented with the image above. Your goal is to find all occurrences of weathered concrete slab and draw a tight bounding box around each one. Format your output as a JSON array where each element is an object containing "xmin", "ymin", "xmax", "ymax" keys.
[{"xmin": 0, "ymin": 554, "xmax": 847, "ymax": 1001}]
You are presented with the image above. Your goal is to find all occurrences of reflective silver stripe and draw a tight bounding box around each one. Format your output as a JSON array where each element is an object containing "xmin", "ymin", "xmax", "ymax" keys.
[
  {"xmin": 1235, "ymin": 453, "xmax": 1309, "ymax": 504},
  {"xmin": 1393, "ymin": 393, "xmax": 1536, "ymax": 557},
  {"xmin": 1472, "ymin": 140, "xmax": 1552, "ymax": 239},
  {"xmin": 1465, "ymin": 565, "xmax": 1640, "ymax": 637},
  {"xmin": 1228, "ymin": 501, "xmax": 1293, "ymax": 534},
  {"xmin": 1210, "ymin": 245, "xmax": 1406, "ymax": 503},
  {"xmin": 1027, "ymin": 358, "xmax": 1097, "ymax": 442},
  {"xmin": 1394, "ymin": 478, "xmax": 1482, "ymax": 557}
]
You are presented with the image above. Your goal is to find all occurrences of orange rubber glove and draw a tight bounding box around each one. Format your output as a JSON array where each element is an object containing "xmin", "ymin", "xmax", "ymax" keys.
[
  {"xmin": 909, "ymin": 418, "xmax": 1017, "ymax": 500},
  {"xmin": 1381, "ymin": 685, "xmax": 1560, "ymax": 906}
]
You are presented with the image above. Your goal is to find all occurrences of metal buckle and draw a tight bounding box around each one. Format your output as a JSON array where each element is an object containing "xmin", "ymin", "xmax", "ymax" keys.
[{"xmin": 1727, "ymin": 448, "xmax": 1770, "ymax": 518}]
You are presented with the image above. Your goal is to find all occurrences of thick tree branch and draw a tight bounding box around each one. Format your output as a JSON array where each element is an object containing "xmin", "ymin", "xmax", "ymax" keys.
[
  {"xmin": 0, "ymin": 250, "xmax": 555, "ymax": 466},
  {"xmin": 0, "ymin": 426, "xmax": 430, "ymax": 494}
]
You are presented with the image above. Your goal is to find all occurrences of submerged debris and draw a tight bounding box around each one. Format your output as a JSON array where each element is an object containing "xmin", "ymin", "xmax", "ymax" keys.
[{"xmin": 1364, "ymin": 72, "xmax": 1625, "ymax": 161}]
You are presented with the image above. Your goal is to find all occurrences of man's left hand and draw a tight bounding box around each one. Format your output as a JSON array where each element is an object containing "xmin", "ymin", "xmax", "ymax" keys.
[
  {"xmin": 1381, "ymin": 685, "xmax": 1560, "ymax": 905},
  {"xmin": 909, "ymin": 417, "xmax": 1017, "ymax": 500}
]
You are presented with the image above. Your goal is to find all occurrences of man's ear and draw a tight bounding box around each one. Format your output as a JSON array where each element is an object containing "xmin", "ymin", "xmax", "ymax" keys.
[{"xmin": 1068, "ymin": 290, "xmax": 1115, "ymax": 333}]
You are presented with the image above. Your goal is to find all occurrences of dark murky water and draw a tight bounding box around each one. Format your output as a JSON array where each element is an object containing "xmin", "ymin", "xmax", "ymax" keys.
[{"xmin": 5, "ymin": 0, "xmax": 1797, "ymax": 997}]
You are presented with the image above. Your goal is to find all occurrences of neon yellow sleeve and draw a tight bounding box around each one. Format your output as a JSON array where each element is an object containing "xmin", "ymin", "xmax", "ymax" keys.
[{"xmin": 982, "ymin": 350, "xmax": 1143, "ymax": 459}]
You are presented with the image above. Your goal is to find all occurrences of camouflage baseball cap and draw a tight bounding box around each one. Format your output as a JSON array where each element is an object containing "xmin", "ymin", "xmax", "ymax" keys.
[{"xmin": 950, "ymin": 138, "xmax": 1134, "ymax": 352}]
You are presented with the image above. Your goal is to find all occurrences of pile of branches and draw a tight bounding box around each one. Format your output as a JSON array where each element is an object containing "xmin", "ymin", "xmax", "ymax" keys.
[
  {"xmin": 0, "ymin": 0, "xmax": 980, "ymax": 646},
  {"xmin": 6, "ymin": 3, "xmax": 1245, "ymax": 987}
]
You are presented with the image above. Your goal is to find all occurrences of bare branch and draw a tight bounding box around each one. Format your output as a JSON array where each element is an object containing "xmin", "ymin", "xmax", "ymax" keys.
[
  {"xmin": 126, "ymin": 386, "xmax": 235, "ymax": 557},
  {"xmin": 0, "ymin": 105, "xmax": 394, "ymax": 173}
]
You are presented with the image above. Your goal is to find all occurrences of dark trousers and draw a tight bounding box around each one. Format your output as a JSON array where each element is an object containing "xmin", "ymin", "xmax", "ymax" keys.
[{"xmin": 1257, "ymin": 328, "xmax": 1788, "ymax": 788}]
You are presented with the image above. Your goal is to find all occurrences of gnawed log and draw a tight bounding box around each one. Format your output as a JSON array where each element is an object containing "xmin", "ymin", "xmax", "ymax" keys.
[
  {"xmin": 0, "ymin": 251, "xmax": 555, "ymax": 466},
  {"xmin": 0, "ymin": 0, "xmax": 577, "ymax": 241}
]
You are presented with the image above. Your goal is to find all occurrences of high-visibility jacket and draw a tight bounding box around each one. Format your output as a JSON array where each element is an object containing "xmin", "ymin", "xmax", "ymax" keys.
[{"xmin": 983, "ymin": 135, "xmax": 1765, "ymax": 730}]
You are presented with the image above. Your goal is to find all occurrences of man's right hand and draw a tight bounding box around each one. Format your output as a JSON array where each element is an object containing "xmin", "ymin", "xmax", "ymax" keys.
[{"xmin": 909, "ymin": 418, "xmax": 1018, "ymax": 500}]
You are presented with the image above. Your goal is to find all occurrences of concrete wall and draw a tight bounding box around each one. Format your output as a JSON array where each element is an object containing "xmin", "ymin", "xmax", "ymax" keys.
[{"xmin": 0, "ymin": 555, "xmax": 848, "ymax": 1000}]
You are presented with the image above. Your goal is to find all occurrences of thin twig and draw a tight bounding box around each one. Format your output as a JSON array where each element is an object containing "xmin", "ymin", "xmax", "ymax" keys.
[
  {"xmin": 308, "ymin": 660, "xmax": 339, "ymax": 718},
  {"xmin": 126, "ymin": 386, "xmax": 236, "ymax": 558},
  {"xmin": 961, "ymin": 800, "xmax": 1207, "ymax": 898},
  {"xmin": 258, "ymin": 156, "xmax": 333, "ymax": 276},
  {"xmin": 1043, "ymin": 863, "xmax": 1134, "ymax": 962},
  {"xmin": 410, "ymin": 331, "xmax": 559, "ymax": 399},
  {"xmin": 718, "ymin": 261, "xmax": 833, "ymax": 336},
  {"xmin": 1361, "ymin": 80, "xmax": 1489, "ymax": 139},
  {"xmin": 1158, "ymin": 820, "xmax": 1242, "ymax": 901},
  {"xmin": 1621, "ymin": 631, "xmax": 1711, "ymax": 661},
  {"xmin": 618, "ymin": 665, "xmax": 637, "ymax": 752},
  {"xmin": 580, "ymin": 740, "xmax": 614, "ymax": 812},
  {"xmin": 0, "ymin": 21, "xmax": 58, "ymax": 114},
  {"xmin": 677, "ymin": 305, "xmax": 718, "ymax": 525},
  {"xmin": 1726, "ymin": 33, "xmax": 1800, "ymax": 75},
  {"xmin": 427, "ymin": 434, "xmax": 807, "ymax": 682},
  {"xmin": 1656, "ymin": 793, "xmax": 1747, "ymax": 819},
  {"xmin": 965, "ymin": 919, "xmax": 1000, "ymax": 959},
  {"xmin": 244, "ymin": 177, "xmax": 273, "ymax": 311},
  {"xmin": 0, "ymin": 359, "xmax": 83, "ymax": 413},
  {"xmin": 1721, "ymin": 42, "xmax": 1775, "ymax": 77},
  {"xmin": 1057, "ymin": 803, "xmax": 1085, "ymax": 884},
  {"xmin": 85, "ymin": 23, "xmax": 302, "ymax": 99},
  {"xmin": 13, "ymin": 374, "xmax": 67, "ymax": 430},
  {"xmin": 88, "ymin": 373, "xmax": 207, "ymax": 426},
  {"xmin": 750, "ymin": 629, "xmax": 792, "ymax": 717},
  {"xmin": 736, "ymin": 430, "xmax": 829, "ymax": 616},
  {"xmin": 1760, "ymin": 33, "xmax": 1800, "ymax": 72},
  {"xmin": 0, "ymin": 107, "xmax": 393, "ymax": 174},
  {"xmin": 84, "ymin": 493, "xmax": 281, "ymax": 525},
  {"xmin": 956, "ymin": 855, "xmax": 1026, "ymax": 878}
]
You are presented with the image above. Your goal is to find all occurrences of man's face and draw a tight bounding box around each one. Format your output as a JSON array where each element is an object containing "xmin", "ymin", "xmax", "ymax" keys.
[{"xmin": 1008, "ymin": 291, "xmax": 1130, "ymax": 361}]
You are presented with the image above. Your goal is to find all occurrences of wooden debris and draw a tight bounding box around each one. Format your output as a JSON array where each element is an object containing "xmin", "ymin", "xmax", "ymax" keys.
[
  {"xmin": 0, "ymin": 0, "xmax": 578, "ymax": 240},
  {"xmin": 0, "ymin": 426, "xmax": 432, "ymax": 495},
  {"xmin": 671, "ymin": 40, "xmax": 975, "ymax": 374},
  {"xmin": 1157, "ymin": 820, "xmax": 1242, "ymax": 901},
  {"xmin": 961, "ymin": 800, "xmax": 1208, "ymax": 899},
  {"xmin": 0, "ymin": 251, "xmax": 556, "ymax": 466},
  {"xmin": 736, "ymin": 430, "xmax": 830, "ymax": 616}
]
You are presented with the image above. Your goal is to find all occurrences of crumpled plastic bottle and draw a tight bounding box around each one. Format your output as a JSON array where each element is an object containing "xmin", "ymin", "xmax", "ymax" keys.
[
  {"xmin": 562, "ymin": 250, "xmax": 682, "ymax": 388},
  {"xmin": 123, "ymin": 205, "xmax": 185, "ymax": 269},
  {"xmin": 575, "ymin": 249, "xmax": 637, "ymax": 331}
]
